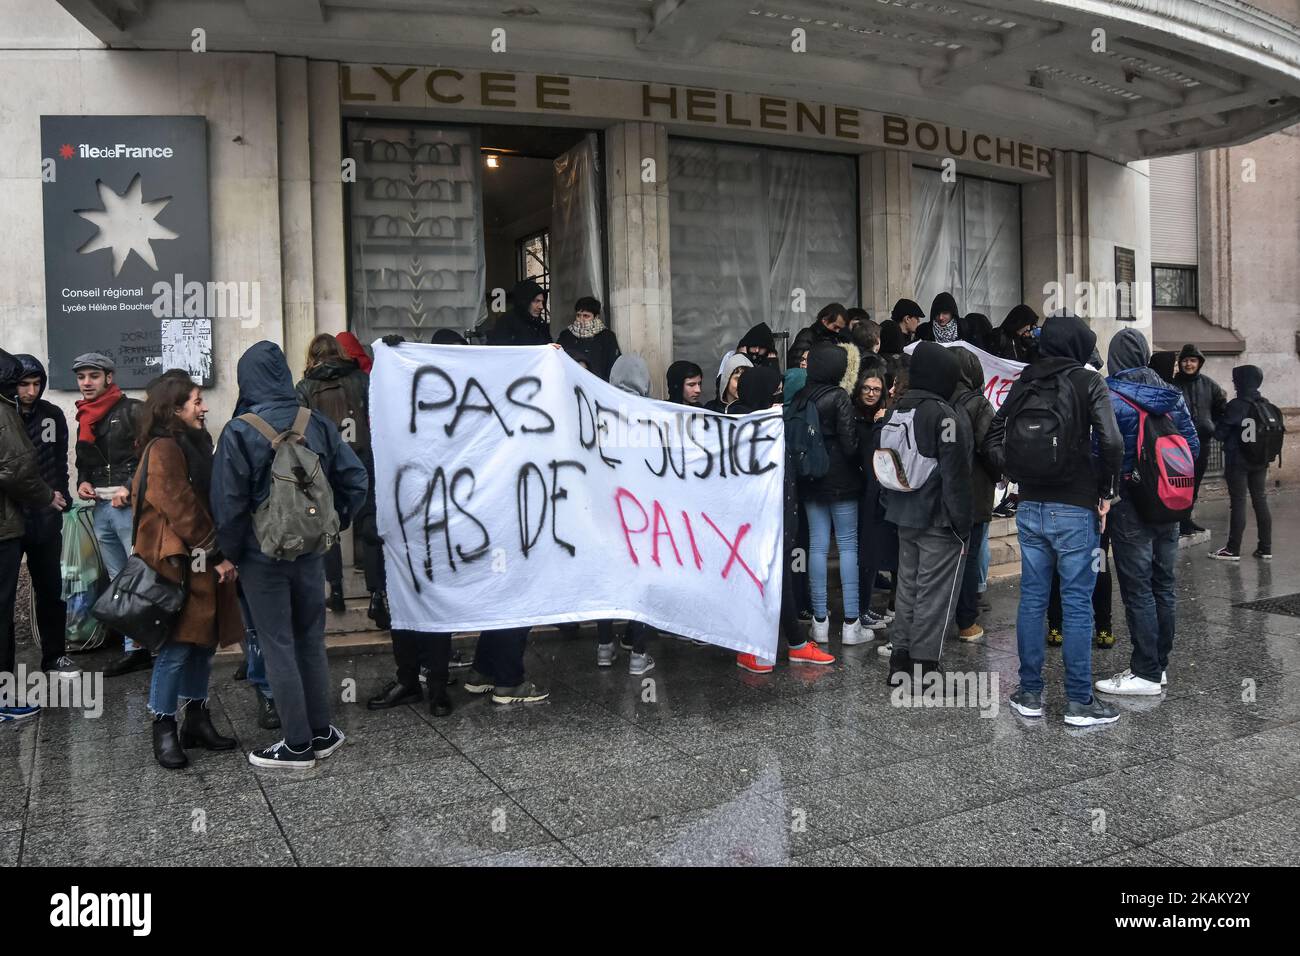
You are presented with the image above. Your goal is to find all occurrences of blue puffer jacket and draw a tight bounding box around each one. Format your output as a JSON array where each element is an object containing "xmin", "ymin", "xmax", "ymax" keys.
[
  {"xmin": 1102, "ymin": 328, "xmax": 1200, "ymax": 477},
  {"xmin": 211, "ymin": 341, "xmax": 369, "ymax": 562}
]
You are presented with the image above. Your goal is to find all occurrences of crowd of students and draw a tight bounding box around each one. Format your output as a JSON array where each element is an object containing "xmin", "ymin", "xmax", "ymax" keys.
[{"xmin": 0, "ymin": 279, "xmax": 1283, "ymax": 769}]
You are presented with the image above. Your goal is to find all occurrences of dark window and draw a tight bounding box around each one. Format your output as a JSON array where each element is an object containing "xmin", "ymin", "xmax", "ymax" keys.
[
  {"xmin": 517, "ymin": 229, "xmax": 550, "ymax": 320},
  {"xmin": 1153, "ymin": 264, "xmax": 1198, "ymax": 309},
  {"xmin": 1114, "ymin": 246, "xmax": 1136, "ymax": 320}
]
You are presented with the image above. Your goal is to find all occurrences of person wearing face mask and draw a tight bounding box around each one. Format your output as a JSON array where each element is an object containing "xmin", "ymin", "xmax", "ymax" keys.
[
  {"xmin": 130, "ymin": 371, "xmax": 243, "ymax": 768},
  {"xmin": 489, "ymin": 279, "xmax": 552, "ymax": 346},
  {"xmin": 557, "ymin": 296, "xmax": 621, "ymax": 381},
  {"xmin": 988, "ymin": 305, "xmax": 1040, "ymax": 363},
  {"xmin": 791, "ymin": 303, "xmax": 850, "ymax": 356},
  {"xmin": 915, "ymin": 292, "xmax": 967, "ymax": 344},
  {"xmin": 706, "ymin": 352, "xmax": 753, "ymax": 413},
  {"xmin": 733, "ymin": 364, "xmax": 835, "ymax": 674},
  {"xmin": 666, "ymin": 361, "xmax": 704, "ymax": 406},
  {"xmin": 736, "ymin": 322, "xmax": 779, "ymax": 368}
]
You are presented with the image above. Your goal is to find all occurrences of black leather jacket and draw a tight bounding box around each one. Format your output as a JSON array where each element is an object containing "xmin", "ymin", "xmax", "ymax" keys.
[{"xmin": 75, "ymin": 395, "xmax": 142, "ymax": 489}]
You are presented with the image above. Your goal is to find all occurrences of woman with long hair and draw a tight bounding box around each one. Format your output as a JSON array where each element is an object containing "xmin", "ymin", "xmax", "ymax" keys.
[
  {"xmin": 854, "ymin": 356, "xmax": 896, "ymax": 638},
  {"xmin": 133, "ymin": 371, "xmax": 242, "ymax": 769}
]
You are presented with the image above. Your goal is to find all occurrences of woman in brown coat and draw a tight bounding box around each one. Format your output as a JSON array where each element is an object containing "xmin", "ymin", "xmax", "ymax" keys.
[{"xmin": 135, "ymin": 371, "xmax": 242, "ymax": 769}]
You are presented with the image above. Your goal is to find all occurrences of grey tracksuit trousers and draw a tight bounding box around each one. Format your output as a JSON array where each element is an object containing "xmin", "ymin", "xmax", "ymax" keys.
[{"xmin": 892, "ymin": 525, "xmax": 967, "ymax": 662}]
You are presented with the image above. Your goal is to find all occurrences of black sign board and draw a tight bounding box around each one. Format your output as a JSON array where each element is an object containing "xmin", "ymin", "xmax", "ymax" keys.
[{"xmin": 40, "ymin": 115, "xmax": 212, "ymax": 390}]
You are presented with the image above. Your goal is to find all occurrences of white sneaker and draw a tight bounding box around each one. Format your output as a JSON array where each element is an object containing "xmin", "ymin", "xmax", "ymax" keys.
[
  {"xmin": 1161, "ymin": 671, "xmax": 1167, "ymax": 686},
  {"xmin": 1095, "ymin": 669, "xmax": 1163, "ymax": 696},
  {"xmin": 810, "ymin": 617, "xmax": 830, "ymax": 644},
  {"xmin": 876, "ymin": 641, "xmax": 893, "ymax": 658},
  {"xmin": 841, "ymin": 620, "xmax": 868, "ymax": 646}
]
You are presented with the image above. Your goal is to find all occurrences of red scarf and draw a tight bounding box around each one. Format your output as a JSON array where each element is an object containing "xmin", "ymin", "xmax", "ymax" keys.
[
  {"xmin": 75, "ymin": 383, "xmax": 123, "ymax": 443},
  {"xmin": 336, "ymin": 332, "xmax": 373, "ymax": 373}
]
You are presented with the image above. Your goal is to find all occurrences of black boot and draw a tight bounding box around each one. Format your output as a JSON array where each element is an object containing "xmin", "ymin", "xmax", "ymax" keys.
[
  {"xmin": 256, "ymin": 687, "xmax": 281, "ymax": 730},
  {"xmin": 105, "ymin": 649, "xmax": 152, "ymax": 678},
  {"xmin": 367, "ymin": 680, "xmax": 421, "ymax": 710},
  {"xmin": 152, "ymin": 715, "xmax": 189, "ymax": 769},
  {"xmin": 328, "ymin": 585, "xmax": 346, "ymax": 614},
  {"xmin": 233, "ymin": 659, "xmax": 248, "ymax": 681},
  {"xmin": 179, "ymin": 699, "xmax": 238, "ymax": 751},
  {"xmin": 887, "ymin": 647, "xmax": 912, "ymax": 687},
  {"xmin": 429, "ymin": 684, "xmax": 453, "ymax": 717},
  {"xmin": 367, "ymin": 591, "xmax": 391, "ymax": 630}
]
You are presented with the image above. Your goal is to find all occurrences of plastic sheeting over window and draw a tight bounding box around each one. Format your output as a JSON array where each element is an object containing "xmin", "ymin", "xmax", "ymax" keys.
[
  {"xmin": 346, "ymin": 123, "xmax": 487, "ymax": 344},
  {"xmin": 912, "ymin": 167, "xmax": 1021, "ymax": 323},
  {"xmin": 668, "ymin": 139, "xmax": 858, "ymax": 375},
  {"xmin": 549, "ymin": 133, "xmax": 606, "ymax": 333}
]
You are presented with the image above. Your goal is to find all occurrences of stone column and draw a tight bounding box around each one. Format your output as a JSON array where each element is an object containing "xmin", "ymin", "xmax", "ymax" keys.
[
  {"xmin": 277, "ymin": 56, "xmax": 316, "ymax": 371},
  {"xmin": 605, "ymin": 121, "xmax": 673, "ymax": 398},
  {"xmin": 310, "ymin": 61, "xmax": 348, "ymax": 338},
  {"xmin": 859, "ymin": 149, "xmax": 913, "ymax": 321}
]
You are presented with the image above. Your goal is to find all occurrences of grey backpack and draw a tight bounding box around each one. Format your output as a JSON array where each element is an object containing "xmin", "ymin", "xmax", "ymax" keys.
[
  {"xmin": 239, "ymin": 408, "xmax": 340, "ymax": 560},
  {"xmin": 873, "ymin": 407, "xmax": 938, "ymax": 493}
]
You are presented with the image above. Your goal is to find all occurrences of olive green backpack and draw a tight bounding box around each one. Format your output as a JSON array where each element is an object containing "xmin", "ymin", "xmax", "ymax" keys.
[{"xmin": 239, "ymin": 408, "xmax": 340, "ymax": 560}]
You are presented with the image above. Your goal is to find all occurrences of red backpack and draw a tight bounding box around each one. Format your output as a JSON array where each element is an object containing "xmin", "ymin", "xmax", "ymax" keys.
[{"xmin": 1114, "ymin": 392, "xmax": 1195, "ymax": 523}]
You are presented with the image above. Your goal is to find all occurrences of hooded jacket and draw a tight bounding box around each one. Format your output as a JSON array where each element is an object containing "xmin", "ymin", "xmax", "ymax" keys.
[
  {"xmin": 0, "ymin": 349, "xmax": 55, "ymax": 541},
  {"xmin": 737, "ymin": 322, "xmax": 778, "ymax": 364},
  {"xmin": 797, "ymin": 344, "xmax": 861, "ymax": 500},
  {"xmin": 488, "ymin": 279, "xmax": 552, "ymax": 347},
  {"xmin": 666, "ymin": 360, "xmax": 702, "ymax": 405},
  {"xmin": 210, "ymin": 341, "xmax": 370, "ymax": 563},
  {"xmin": 295, "ymin": 358, "xmax": 372, "ymax": 457},
  {"xmin": 1214, "ymin": 364, "xmax": 1267, "ymax": 466},
  {"xmin": 1148, "ymin": 350, "xmax": 1178, "ymax": 385},
  {"xmin": 731, "ymin": 364, "xmax": 784, "ymax": 415},
  {"xmin": 878, "ymin": 298, "xmax": 923, "ymax": 356},
  {"xmin": 706, "ymin": 352, "xmax": 753, "ymax": 413},
  {"xmin": 915, "ymin": 292, "xmax": 967, "ymax": 343},
  {"xmin": 1174, "ymin": 343, "xmax": 1227, "ymax": 441},
  {"xmin": 987, "ymin": 312, "xmax": 1123, "ymax": 510},
  {"xmin": 13, "ymin": 354, "xmax": 69, "ymax": 522},
  {"xmin": 987, "ymin": 305, "xmax": 1040, "ymax": 363},
  {"xmin": 881, "ymin": 342, "xmax": 972, "ymax": 533},
  {"xmin": 609, "ymin": 354, "xmax": 650, "ymax": 398},
  {"xmin": 961, "ymin": 313, "xmax": 993, "ymax": 352},
  {"xmin": 951, "ymin": 347, "xmax": 999, "ymax": 524},
  {"xmin": 790, "ymin": 316, "xmax": 845, "ymax": 357},
  {"xmin": 1104, "ymin": 328, "xmax": 1200, "ymax": 480}
]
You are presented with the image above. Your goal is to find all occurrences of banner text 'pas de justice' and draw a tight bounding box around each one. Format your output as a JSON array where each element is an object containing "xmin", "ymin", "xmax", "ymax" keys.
[{"xmin": 371, "ymin": 342, "xmax": 786, "ymax": 660}]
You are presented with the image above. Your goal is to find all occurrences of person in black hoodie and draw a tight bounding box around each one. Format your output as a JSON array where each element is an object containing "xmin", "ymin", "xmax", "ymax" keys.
[
  {"xmin": 489, "ymin": 279, "xmax": 552, "ymax": 346},
  {"xmin": 790, "ymin": 302, "xmax": 849, "ymax": 356},
  {"xmin": 12, "ymin": 355, "xmax": 77, "ymax": 677},
  {"xmin": 879, "ymin": 342, "xmax": 972, "ymax": 686},
  {"xmin": 1174, "ymin": 343, "xmax": 1227, "ymax": 536},
  {"xmin": 986, "ymin": 312, "xmax": 1124, "ymax": 726},
  {"xmin": 736, "ymin": 322, "xmax": 779, "ymax": 367},
  {"xmin": 666, "ymin": 360, "xmax": 703, "ymax": 406},
  {"xmin": 556, "ymin": 296, "xmax": 621, "ymax": 381},
  {"xmin": 915, "ymin": 292, "xmax": 967, "ymax": 344},
  {"xmin": 960, "ymin": 313, "xmax": 993, "ymax": 352},
  {"xmin": 950, "ymin": 348, "xmax": 999, "ymax": 643},
  {"xmin": 1211, "ymin": 365, "xmax": 1273, "ymax": 560},
  {"xmin": 988, "ymin": 305, "xmax": 1040, "ymax": 363},
  {"xmin": 877, "ymin": 298, "xmax": 924, "ymax": 357},
  {"xmin": 1148, "ymin": 350, "xmax": 1178, "ymax": 385},
  {"xmin": 796, "ymin": 343, "xmax": 863, "ymax": 647}
]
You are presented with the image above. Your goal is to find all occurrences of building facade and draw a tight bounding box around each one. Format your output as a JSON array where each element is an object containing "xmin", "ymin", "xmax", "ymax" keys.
[{"xmin": 3, "ymin": 0, "xmax": 1298, "ymax": 464}]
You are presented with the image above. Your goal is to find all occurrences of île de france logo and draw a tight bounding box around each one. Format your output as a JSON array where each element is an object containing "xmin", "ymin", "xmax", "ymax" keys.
[{"xmin": 74, "ymin": 173, "xmax": 179, "ymax": 276}]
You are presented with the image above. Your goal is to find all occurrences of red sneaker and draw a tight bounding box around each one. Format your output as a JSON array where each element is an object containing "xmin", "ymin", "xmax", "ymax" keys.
[
  {"xmin": 736, "ymin": 653, "xmax": 774, "ymax": 674},
  {"xmin": 788, "ymin": 642, "xmax": 835, "ymax": 665}
]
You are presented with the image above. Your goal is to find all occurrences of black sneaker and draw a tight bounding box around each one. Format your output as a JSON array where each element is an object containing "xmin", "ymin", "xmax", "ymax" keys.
[
  {"xmin": 103, "ymin": 649, "xmax": 152, "ymax": 678},
  {"xmin": 463, "ymin": 669, "xmax": 494, "ymax": 694},
  {"xmin": 248, "ymin": 740, "xmax": 316, "ymax": 770},
  {"xmin": 256, "ymin": 687, "xmax": 281, "ymax": 730},
  {"xmin": 327, "ymin": 586, "xmax": 346, "ymax": 613},
  {"xmin": 1009, "ymin": 688, "xmax": 1044, "ymax": 718},
  {"xmin": 1253, "ymin": 549, "xmax": 1272, "ymax": 561},
  {"xmin": 1209, "ymin": 547, "xmax": 1240, "ymax": 561},
  {"xmin": 367, "ymin": 680, "xmax": 421, "ymax": 710},
  {"xmin": 491, "ymin": 681, "xmax": 550, "ymax": 705},
  {"xmin": 311, "ymin": 725, "xmax": 346, "ymax": 758},
  {"xmin": 1064, "ymin": 697, "xmax": 1120, "ymax": 727}
]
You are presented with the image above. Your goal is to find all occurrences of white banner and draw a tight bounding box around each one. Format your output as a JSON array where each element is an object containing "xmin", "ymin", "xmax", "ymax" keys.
[
  {"xmin": 370, "ymin": 342, "xmax": 785, "ymax": 660},
  {"xmin": 904, "ymin": 340, "xmax": 1026, "ymax": 410}
]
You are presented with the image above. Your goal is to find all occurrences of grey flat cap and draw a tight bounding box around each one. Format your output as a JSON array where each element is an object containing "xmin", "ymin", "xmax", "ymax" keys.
[{"xmin": 71, "ymin": 351, "xmax": 115, "ymax": 373}]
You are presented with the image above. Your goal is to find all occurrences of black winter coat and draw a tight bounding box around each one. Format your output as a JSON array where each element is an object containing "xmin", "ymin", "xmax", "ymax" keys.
[
  {"xmin": 74, "ymin": 394, "xmax": 141, "ymax": 489},
  {"xmin": 1174, "ymin": 355, "xmax": 1227, "ymax": 442},
  {"xmin": 14, "ymin": 355, "xmax": 68, "ymax": 522},
  {"xmin": 557, "ymin": 328, "xmax": 621, "ymax": 381},
  {"xmin": 796, "ymin": 345, "xmax": 861, "ymax": 501}
]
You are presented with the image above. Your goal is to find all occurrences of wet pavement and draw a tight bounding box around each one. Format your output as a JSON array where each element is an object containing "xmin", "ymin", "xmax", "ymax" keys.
[{"xmin": 3, "ymin": 496, "xmax": 1298, "ymax": 866}]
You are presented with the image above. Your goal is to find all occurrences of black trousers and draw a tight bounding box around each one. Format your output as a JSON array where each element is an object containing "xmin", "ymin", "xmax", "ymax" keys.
[
  {"xmin": 1226, "ymin": 462, "xmax": 1272, "ymax": 553},
  {"xmin": 0, "ymin": 537, "xmax": 23, "ymax": 678},
  {"xmin": 596, "ymin": 620, "xmax": 651, "ymax": 654},
  {"xmin": 1049, "ymin": 529, "xmax": 1112, "ymax": 632},
  {"xmin": 392, "ymin": 629, "xmax": 451, "ymax": 688},
  {"xmin": 471, "ymin": 627, "xmax": 529, "ymax": 687},
  {"xmin": 21, "ymin": 515, "xmax": 66, "ymax": 668}
]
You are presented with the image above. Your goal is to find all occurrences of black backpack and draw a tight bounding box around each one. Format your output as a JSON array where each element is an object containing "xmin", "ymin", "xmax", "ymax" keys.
[
  {"xmin": 786, "ymin": 387, "xmax": 832, "ymax": 480},
  {"xmin": 1239, "ymin": 397, "xmax": 1285, "ymax": 467},
  {"xmin": 1001, "ymin": 369, "xmax": 1081, "ymax": 485},
  {"xmin": 309, "ymin": 377, "xmax": 371, "ymax": 456}
]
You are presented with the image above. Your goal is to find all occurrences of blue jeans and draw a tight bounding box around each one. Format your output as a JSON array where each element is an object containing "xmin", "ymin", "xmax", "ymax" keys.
[
  {"xmin": 956, "ymin": 521, "xmax": 989, "ymax": 629},
  {"xmin": 148, "ymin": 641, "xmax": 215, "ymax": 716},
  {"xmin": 805, "ymin": 498, "xmax": 859, "ymax": 620},
  {"xmin": 978, "ymin": 533, "xmax": 990, "ymax": 592},
  {"xmin": 94, "ymin": 500, "xmax": 140, "ymax": 652},
  {"xmin": 1109, "ymin": 497, "xmax": 1178, "ymax": 683},
  {"xmin": 237, "ymin": 587, "xmax": 272, "ymax": 698},
  {"xmin": 1015, "ymin": 501, "xmax": 1099, "ymax": 703}
]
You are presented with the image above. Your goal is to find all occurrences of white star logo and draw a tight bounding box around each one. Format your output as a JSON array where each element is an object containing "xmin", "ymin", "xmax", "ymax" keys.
[{"xmin": 75, "ymin": 174, "xmax": 179, "ymax": 276}]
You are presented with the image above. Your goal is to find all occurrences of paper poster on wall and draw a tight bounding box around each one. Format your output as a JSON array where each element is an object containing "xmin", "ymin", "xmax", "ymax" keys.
[
  {"xmin": 370, "ymin": 342, "xmax": 786, "ymax": 659},
  {"xmin": 40, "ymin": 115, "xmax": 211, "ymax": 389}
]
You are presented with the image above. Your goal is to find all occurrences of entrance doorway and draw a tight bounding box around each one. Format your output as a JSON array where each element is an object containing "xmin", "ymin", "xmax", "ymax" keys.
[{"xmin": 344, "ymin": 120, "xmax": 604, "ymax": 346}]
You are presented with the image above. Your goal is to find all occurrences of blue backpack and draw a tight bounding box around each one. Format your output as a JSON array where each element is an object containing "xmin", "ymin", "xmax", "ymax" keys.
[{"xmin": 786, "ymin": 386, "xmax": 831, "ymax": 480}]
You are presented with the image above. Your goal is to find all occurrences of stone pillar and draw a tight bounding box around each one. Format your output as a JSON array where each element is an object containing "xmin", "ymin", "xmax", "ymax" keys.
[
  {"xmin": 605, "ymin": 121, "xmax": 673, "ymax": 398},
  {"xmin": 310, "ymin": 61, "xmax": 348, "ymax": 338},
  {"xmin": 277, "ymin": 56, "xmax": 315, "ymax": 372},
  {"xmin": 859, "ymin": 149, "xmax": 912, "ymax": 320}
]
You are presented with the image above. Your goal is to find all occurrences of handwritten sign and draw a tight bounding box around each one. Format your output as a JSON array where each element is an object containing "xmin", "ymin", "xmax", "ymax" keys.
[
  {"xmin": 371, "ymin": 342, "xmax": 786, "ymax": 659},
  {"xmin": 904, "ymin": 340, "xmax": 1026, "ymax": 410}
]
